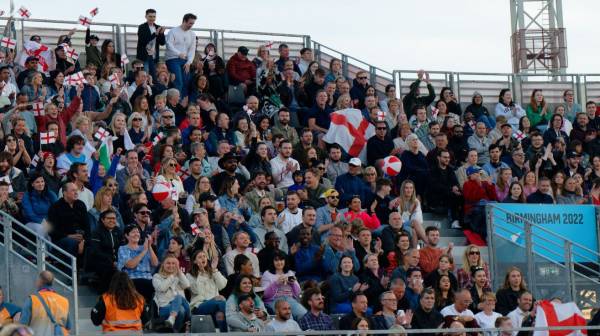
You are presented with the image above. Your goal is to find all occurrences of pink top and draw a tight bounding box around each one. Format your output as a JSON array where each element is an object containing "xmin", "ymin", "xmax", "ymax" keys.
[
  {"xmin": 344, "ymin": 210, "xmax": 381, "ymax": 230},
  {"xmin": 260, "ymin": 270, "xmax": 301, "ymax": 304},
  {"xmin": 523, "ymin": 185, "xmax": 537, "ymax": 198}
]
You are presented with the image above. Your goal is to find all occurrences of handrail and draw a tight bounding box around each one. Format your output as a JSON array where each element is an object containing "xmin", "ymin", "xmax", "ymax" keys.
[{"xmin": 0, "ymin": 210, "xmax": 78, "ymax": 335}]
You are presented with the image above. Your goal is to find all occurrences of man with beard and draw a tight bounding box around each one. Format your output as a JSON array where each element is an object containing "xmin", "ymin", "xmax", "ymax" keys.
[
  {"xmin": 264, "ymin": 299, "xmax": 302, "ymax": 332},
  {"xmin": 130, "ymin": 203, "xmax": 154, "ymax": 246},
  {"xmin": 272, "ymin": 107, "xmax": 299, "ymax": 145},
  {"xmin": 253, "ymin": 206, "xmax": 288, "ymax": 252},
  {"xmin": 426, "ymin": 132, "xmax": 454, "ymax": 168},
  {"xmin": 270, "ymin": 140, "xmax": 300, "ymax": 188},
  {"xmin": 298, "ymin": 288, "xmax": 333, "ymax": 331},
  {"xmin": 211, "ymin": 152, "xmax": 248, "ymax": 194},
  {"xmin": 315, "ymin": 188, "xmax": 341, "ymax": 240},
  {"xmin": 326, "ymin": 144, "xmax": 348, "ymax": 185},
  {"xmin": 292, "ymin": 128, "xmax": 326, "ymax": 169},
  {"xmin": 335, "ymin": 157, "xmax": 372, "ymax": 206},
  {"xmin": 367, "ymin": 121, "xmax": 398, "ymax": 167},
  {"xmin": 257, "ymin": 231, "xmax": 287, "ymax": 273},
  {"xmin": 427, "ymin": 149, "xmax": 462, "ymax": 229},
  {"xmin": 449, "ymin": 124, "xmax": 468, "ymax": 165},
  {"xmin": 244, "ymin": 171, "xmax": 278, "ymax": 213},
  {"xmin": 207, "ymin": 112, "xmax": 235, "ymax": 155},
  {"xmin": 304, "ymin": 168, "xmax": 327, "ymax": 208}
]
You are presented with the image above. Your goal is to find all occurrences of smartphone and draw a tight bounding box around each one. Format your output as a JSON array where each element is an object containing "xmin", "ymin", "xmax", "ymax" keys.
[{"xmin": 396, "ymin": 309, "xmax": 405, "ymax": 317}]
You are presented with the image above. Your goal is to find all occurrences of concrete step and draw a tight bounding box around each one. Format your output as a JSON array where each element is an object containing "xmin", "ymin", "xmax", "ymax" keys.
[
  {"xmin": 79, "ymin": 306, "xmax": 92, "ymax": 319},
  {"xmin": 78, "ymin": 294, "xmax": 98, "ymax": 308},
  {"xmin": 77, "ymin": 318, "xmax": 101, "ymax": 335}
]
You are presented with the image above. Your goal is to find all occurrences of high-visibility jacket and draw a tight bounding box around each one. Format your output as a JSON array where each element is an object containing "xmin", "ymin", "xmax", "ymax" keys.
[
  {"xmin": 0, "ymin": 306, "xmax": 13, "ymax": 324},
  {"xmin": 101, "ymin": 293, "xmax": 144, "ymax": 332},
  {"xmin": 30, "ymin": 291, "xmax": 69, "ymax": 336}
]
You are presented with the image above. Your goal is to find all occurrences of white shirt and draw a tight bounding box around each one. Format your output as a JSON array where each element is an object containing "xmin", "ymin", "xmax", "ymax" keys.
[
  {"xmin": 58, "ymin": 186, "xmax": 94, "ymax": 211},
  {"xmin": 441, "ymin": 304, "xmax": 475, "ymax": 318},
  {"xmin": 278, "ymin": 208, "xmax": 303, "ymax": 234},
  {"xmin": 165, "ymin": 26, "xmax": 196, "ymax": 63},
  {"xmin": 264, "ymin": 318, "xmax": 302, "ymax": 332},
  {"xmin": 475, "ymin": 311, "xmax": 502, "ymax": 336},
  {"xmin": 223, "ymin": 248, "xmax": 260, "ymax": 278},
  {"xmin": 269, "ymin": 155, "xmax": 299, "ymax": 188},
  {"xmin": 508, "ymin": 307, "xmax": 529, "ymax": 336}
]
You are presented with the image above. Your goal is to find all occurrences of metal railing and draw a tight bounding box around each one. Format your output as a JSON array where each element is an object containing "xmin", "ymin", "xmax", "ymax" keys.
[
  {"xmin": 0, "ymin": 211, "xmax": 79, "ymax": 335},
  {"xmin": 486, "ymin": 204, "xmax": 600, "ymax": 309}
]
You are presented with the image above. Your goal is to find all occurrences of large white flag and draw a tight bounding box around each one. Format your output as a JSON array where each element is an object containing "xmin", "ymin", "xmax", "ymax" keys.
[
  {"xmin": 322, "ymin": 108, "xmax": 375, "ymax": 162},
  {"xmin": 533, "ymin": 300, "xmax": 587, "ymax": 336},
  {"xmin": 17, "ymin": 40, "xmax": 55, "ymax": 74}
]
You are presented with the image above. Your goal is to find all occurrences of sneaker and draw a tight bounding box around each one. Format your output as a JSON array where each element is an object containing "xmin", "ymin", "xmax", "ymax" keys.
[{"xmin": 450, "ymin": 220, "xmax": 461, "ymax": 229}]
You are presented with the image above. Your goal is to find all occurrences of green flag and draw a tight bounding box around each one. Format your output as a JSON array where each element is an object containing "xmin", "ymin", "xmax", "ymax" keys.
[{"xmin": 98, "ymin": 141, "xmax": 110, "ymax": 171}]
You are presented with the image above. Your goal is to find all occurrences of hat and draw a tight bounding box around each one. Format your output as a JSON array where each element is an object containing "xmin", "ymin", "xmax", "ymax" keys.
[
  {"xmin": 320, "ymin": 188, "xmax": 339, "ymax": 199},
  {"xmin": 42, "ymin": 151, "xmax": 54, "ymax": 160},
  {"xmin": 466, "ymin": 166, "xmax": 482, "ymax": 176},
  {"xmin": 191, "ymin": 205, "xmax": 208, "ymax": 215},
  {"xmin": 567, "ymin": 151, "xmax": 582, "ymax": 159},
  {"xmin": 349, "ymin": 157, "xmax": 362, "ymax": 166},
  {"xmin": 218, "ymin": 152, "xmax": 241, "ymax": 169},
  {"xmin": 89, "ymin": 34, "xmax": 99, "ymax": 41},
  {"xmin": 198, "ymin": 192, "xmax": 217, "ymax": 204},
  {"xmin": 501, "ymin": 123, "xmax": 512, "ymax": 129},
  {"xmin": 25, "ymin": 56, "xmax": 39, "ymax": 63},
  {"xmin": 237, "ymin": 46, "xmax": 249, "ymax": 56},
  {"xmin": 472, "ymin": 91, "xmax": 482, "ymax": 98}
]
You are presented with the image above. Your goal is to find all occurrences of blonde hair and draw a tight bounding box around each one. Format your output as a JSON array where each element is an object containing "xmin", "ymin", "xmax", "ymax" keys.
[
  {"xmin": 335, "ymin": 93, "xmax": 352, "ymax": 110},
  {"xmin": 127, "ymin": 112, "xmax": 144, "ymax": 129},
  {"xmin": 398, "ymin": 180, "xmax": 418, "ymax": 213},
  {"xmin": 461, "ymin": 244, "xmax": 484, "ymax": 273},
  {"xmin": 158, "ymin": 254, "xmax": 180, "ymax": 276},
  {"xmin": 124, "ymin": 174, "xmax": 144, "ymax": 195},
  {"xmin": 481, "ymin": 291, "xmax": 496, "ymax": 302},
  {"xmin": 93, "ymin": 186, "xmax": 113, "ymax": 210},
  {"xmin": 109, "ymin": 112, "xmax": 127, "ymax": 135}
]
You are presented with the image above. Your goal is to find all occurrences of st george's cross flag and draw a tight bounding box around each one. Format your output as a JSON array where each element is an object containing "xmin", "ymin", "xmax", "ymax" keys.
[
  {"xmin": 533, "ymin": 300, "xmax": 587, "ymax": 336},
  {"xmin": 322, "ymin": 108, "xmax": 375, "ymax": 162}
]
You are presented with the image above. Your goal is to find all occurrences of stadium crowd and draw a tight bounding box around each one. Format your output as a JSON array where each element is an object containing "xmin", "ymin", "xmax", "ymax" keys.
[{"xmin": 1, "ymin": 7, "xmax": 600, "ymax": 335}]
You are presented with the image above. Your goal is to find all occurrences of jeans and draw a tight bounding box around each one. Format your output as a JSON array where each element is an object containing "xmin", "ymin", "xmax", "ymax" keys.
[
  {"xmin": 192, "ymin": 298, "xmax": 227, "ymax": 332},
  {"xmin": 144, "ymin": 57, "xmax": 157, "ymax": 81},
  {"xmin": 266, "ymin": 297, "xmax": 307, "ymax": 321},
  {"xmin": 158, "ymin": 295, "xmax": 190, "ymax": 331},
  {"xmin": 166, "ymin": 58, "xmax": 190, "ymax": 98}
]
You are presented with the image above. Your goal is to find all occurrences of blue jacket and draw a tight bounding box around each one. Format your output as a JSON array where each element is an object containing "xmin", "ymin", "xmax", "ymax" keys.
[
  {"xmin": 293, "ymin": 243, "xmax": 323, "ymax": 283},
  {"xmin": 90, "ymin": 155, "xmax": 120, "ymax": 193},
  {"xmin": 206, "ymin": 127, "xmax": 236, "ymax": 156},
  {"xmin": 334, "ymin": 173, "xmax": 372, "ymax": 207},
  {"xmin": 322, "ymin": 244, "xmax": 359, "ymax": 276},
  {"xmin": 22, "ymin": 190, "xmax": 58, "ymax": 224}
]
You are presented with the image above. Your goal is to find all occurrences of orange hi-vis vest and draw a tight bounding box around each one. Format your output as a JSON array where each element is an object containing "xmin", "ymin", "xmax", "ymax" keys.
[
  {"xmin": 0, "ymin": 306, "xmax": 13, "ymax": 324},
  {"xmin": 30, "ymin": 290, "xmax": 69, "ymax": 336},
  {"xmin": 101, "ymin": 293, "xmax": 144, "ymax": 332}
]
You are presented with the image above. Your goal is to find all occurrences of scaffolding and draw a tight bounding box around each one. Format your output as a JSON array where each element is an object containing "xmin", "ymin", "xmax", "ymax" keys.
[{"xmin": 510, "ymin": 0, "xmax": 568, "ymax": 76}]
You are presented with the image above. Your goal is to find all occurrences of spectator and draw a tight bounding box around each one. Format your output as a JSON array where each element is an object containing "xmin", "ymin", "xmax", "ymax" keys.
[
  {"xmin": 463, "ymin": 166, "xmax": 497, "ymax": 239},
  {"xmin": 504, "ymin": 181, "xmax": 526, "ymax": 203},
  {"xmin": 557, "ymin": 176, "xmax": 585, "ymax": 204},
  {"xmin": 152, "ymin": 255, "xmax": 191, "ymax": 331},
  {"xmin": 90, "ymin": 271, "xmax": 148, "ymax": 333},
  {"xmin": 495, "ymin": 167, "xmax": 513, "ymax": 200},
  {"xmin": 0, "ymin": 285, "xmax": 21, "ymax": 324},
  {"xmin": 261, "ymin": 252, "xmax": 305, "ymax": 320},
  {"xmin": 370, "ymin": 178, "xmax": 393, "ymax": 226},
  {"xmin": 391, "ymin": 248, "xmax": 420, "ymax": 282},
  {"xmin": 456, "ymin": 149, "xmax": 490, "ymax": 188},
  {"xmin": 227, "ymin": 46, "xmax": 256, "ymax": 94},
  {"xmin": 329, "ymin": 255, "xmax": 363, "ymax": 314},
  {"xmin": 223, "ymin": 232, "xmax": 260, "ymax": 278},
  {"xmin": 47, "ymin": 182, "xmax": 88, "ymax": 257},
  {"xmin": 270, "ymin": 140, "xmax": 300, "ymax": 188},
  {"xmin": 390, "ymin": 277, "xmax": 412, "ymax": 311},
  {"xmin": 385, "ymin": 230, "xmax": 411, "ymax": 273},
  {"xmin": 403, "ymin": 267, "xmax": 424, "ymax": 310},
  {"xmin": 290, "ymin": 225, "xmax": 322, "ymax": 282},
  {"xmin": 465, "ymin": 92, "xmax": 494, "ymax": 128},
  {"xmin": 20, "ymin": 271, "xmax": 72, "ymax": 336},
  {"xmin": 117, "ymin": 225, "xmax": 159, "ymax": 304},
  {"xmin": 507, "ymin": 291, "xmax": 534, "ymax": 336},
  {"xmin": 367, "ymin": 121, "xmax": 398, "ymax": 166},
  {"xmin": 419, "ymin": 226, "xmax": 453, "ymax": 276},
  {"xmin": 495, "ymin": 89, "xmax": 526, "ymax": 129},
  {"xmin": 264, "ymin": 299, "xmax": 302, "ymax": 332},
  {"xmin": 298, "ymin": 287, "xmax": 333, "ymax": 330},
  {"xmin": 344, "ymin": 195, "xmax": 381, "ymax": 231},
  {"xmin": 165, "ymin": 13, "xmax": 196, "ymax": 98},
  {"xmin": 304, "ymin": 168, "xmax": 327, "ymax": 208},
  {"xmin": 496, "ymin": 267, "xmax": 528, "ymax": 316},
  {"xmin": 403, "ymin": 70, "xmax": 435, "ymax": 118},
  {"xmin": 424, "ymin": 254, "xmax": 458, "ymax": 291},
  {"xmin": 474, "ymin": 292, "xmax": 502, "ymax": 334},
  {"xmin": 397, "ymin": 134, "xmax": 429, "ymax": 198},
  {"xmin": 544, "ymin": 113, "xmax": 569, "ymax": 146},
  {"xmin": 22, "ymin": 172, "xmax": 57, "ymax": 233},
  {"xmin": 411, "ymin": 288, "xmax": 444, "ymax": 333},
  {"xmin": 88, "ymin": 209, "xmax": 123, "ymax": 293},
  {"xmin": 325, "ymin": 58, "xmax": 344, "ymax": 84},
  {"xmin": 468, "ymin": 122, "xmax": 493, "ymax": 166},
  {"xmin": 225, "ymin": 275, "xmax": 268, "ymax": 331},
  {"xmin": 136, "ymin": 9, "xmax": 166, "ymax": 79},
  {"xmin": 527, "ymin": 89, "xmax": 550, "ymax": 128},
  {"xmin": 434, "ymin": 274, "xmax": 455, "ymax": 311},
  {"xmin": 253, "ymin": 206, "xmax": 288, "ymax": 252},
  {"xmin": 456, "ymin": 245, "xmax": 491, "ymax": 289},
  {"xmin": 350, "ymin": 71, "xmax": 369, "ymax": 109},
  {"xmin": 277, "ymin": 191, "xmax": 303, "ymax": 234},
  {"xmin": 440, "ymin": 289, "xmax": 476, "ymax": 322},
  {"xmin": 427, "ymin": 149, "xmax": 462, "ymax": 228},
  {"xmin": 373, "ymin": 290, "xmax": 412, "ymax": 330},
  {"xmin": 359, "ymin": 253, "xmax": 388, "ymax": 311},
  {"xmin": 272, "ymin": 108, "xmax": 300, "ymax": 145},
  {"xmin": 339, "ymin": 292, "xmax": 374, "ymax": 331},
  {"xmin": 307, "ymin": 89, "xmax": 332, "ymax": 135},
  {"xmin": 469, "ymin": 267, "xmax": 492, "ymax": 314}
]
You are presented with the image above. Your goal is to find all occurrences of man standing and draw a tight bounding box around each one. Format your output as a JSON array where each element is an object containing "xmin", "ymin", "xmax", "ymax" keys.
[
  {"xmin": 48, "ymin": 182, "xmax": 88, "ymax": 258},
  {"xmin": 265, "ymin": 299, "xmax": 302, "ymax": 332},
  {"xmin": 427, "ymin": 149, "xmax": 462, "ymax": 229},
  {"xmin": 21, "ymin": 271, "xmax": 72, "ymax": 336},
  {"xmin": 403, "ymin": 70, "xmax": 435, "ymax": 118},
  {"xmin": 468, "ymin": 122, "xmax": 493, "ymax": 166},
  {"xmin": 270, "ymin": 140, "xmax": 300, "ymax": 188},
  {"xmin": 335, "ymin": 157, "xmax": 372, "ymax": 206},
  {"xmin": 136, "ymin": 9, "xmax": 166, "ymax": 80},
  {"xmin": 418, "ymin": 226, "xmax": 453, "ymax": 276},
  {"xmin": 298, "ymin": 288, "xmax": 333, "ymax": 331},
  {"xmin": 165, "ymin": 13, "xmax": 196, "ymax": 98}
]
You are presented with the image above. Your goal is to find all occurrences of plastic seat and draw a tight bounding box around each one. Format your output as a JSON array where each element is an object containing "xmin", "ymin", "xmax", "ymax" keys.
[{"xmin": 191, "ymin": 314, "xmax": 217, "ymax": 333}]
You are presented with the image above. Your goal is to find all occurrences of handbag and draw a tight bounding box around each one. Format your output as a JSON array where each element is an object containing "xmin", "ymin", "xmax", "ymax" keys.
[{"xmin": 34, "ymin": 292, "xmax": 66, "ymax": 336}]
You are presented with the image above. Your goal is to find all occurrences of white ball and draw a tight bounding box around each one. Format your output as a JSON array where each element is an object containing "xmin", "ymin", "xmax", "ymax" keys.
[{"xmin": 381, "ymin": 155, "xmax": 402, "ymax": 176}]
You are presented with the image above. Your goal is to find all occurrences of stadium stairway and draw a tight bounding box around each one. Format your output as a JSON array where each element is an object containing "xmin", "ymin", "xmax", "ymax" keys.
[{"xmin": 77, "ymin": 284, "xmax": 101, "ymax": 334}]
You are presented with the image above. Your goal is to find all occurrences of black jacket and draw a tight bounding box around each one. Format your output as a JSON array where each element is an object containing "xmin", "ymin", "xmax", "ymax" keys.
[
  {"xmin": 88, "ymin": 225, "xmax": 123, "ymax": 271},
  {"xmin": 339, "ymin": 312, "xmax": 374, "ymax": 331},
  {"xmin": 426, "ymin": 165, "xmax": 460, "ymax": 208},
  {"xmin": 495, "ymin": 288, "xmax": 524, "ymax": 316},
  {"xmin": 411, "ymin": 306, "xmax": 444, "ymax": 335},
  {"xmin": 47, "ymin": 198, "xmax": 89, "ymax": 242},
  {"xmin": 136, "ymin": 22, "xmax": 166, "ymax": 61}
]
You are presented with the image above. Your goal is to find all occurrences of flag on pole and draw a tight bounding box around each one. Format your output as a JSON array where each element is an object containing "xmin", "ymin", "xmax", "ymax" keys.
[
  {"xmin": 533, "ymin": 300, "xmax": 587, "ymax": 336},
  {"xmin": 89, "ymin": 7, "xmax": 99, "ymax": 17},
  {"xmin": 152, "ymin": 132, "xmax": 164, "ymax": 145},
  {"xmin": 40, "ymin": 132, "xmax": 56, "ymax": 144},
  {"xmin": 78, "ymin": 15, "xmax": 92, "ymax": 27},
  {"xmin": 108, "ymin": 74, "xmax": 121, "ymax": 86},
  {"xmin": 17, "ymin": 41, "xmax": 54, "ymax": 73},
  {"xmin": 94, "ymin": 127, "xmax": 109, "ymax": 142},
  {"xmin": 190, "ymin": 223, "xmax": 201, "ymax": 236},
  {"xmin": 322, "ymin": 108, "xmax": 375, "ymax": 162},
  {"xmin": 65, "ymin": 47, "xmax": 79, "ymax": 60}
]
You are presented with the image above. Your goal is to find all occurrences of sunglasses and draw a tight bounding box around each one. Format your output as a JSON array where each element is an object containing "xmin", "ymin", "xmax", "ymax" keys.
[
  {"xmin": 328, "ymin": 195, "xmax": 339, "ymax": 199},
  {"xmin": 137, "ymin": 210, "xmax": 151, "ymax": 215},
  {"xmin": 358, "ymin": 77, "xmax": 367, "ymax": 80},
  {"xmin": 108, "ymin": 183, "xmax": 118, "ymax": 187},
  {"xmin": 469, "ymin": 251, "xmax": 480, "ymax": 255},
  {"xmin": 377, "ymin": 127, "xmax": 387, "ymax": 130},
  {"xmin": 133, "ymin": 117, "xmax": 142, "ymax": 121},
  {"xmin": 168, "ymin": 163, "xmax": 177, "ymax": 167},
  {"xmin": 162, "ymin": 115, "xmax": 174, "ymax": 119},
  {"xmin": 317, "ymin": 166, "xmax": 325, "ymax": 170}
]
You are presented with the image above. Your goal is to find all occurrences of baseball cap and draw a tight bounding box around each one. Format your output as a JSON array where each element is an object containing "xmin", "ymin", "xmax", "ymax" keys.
[
  {"xmin": 349, "ymin": 157, "xmax": 362, "ymax": 166},
  {"xmin": 466, "ymin": 166, "xmax": 482, "ymax": 176},
  {"xmin": 321, "ymin": 189, "xmax": 340, "ymax": 199},
  {"xmin": 191, "ymin": 205, "xmax": 208, "ymax": 216},
  {"xmin": 25, "ymin": 56, "xmax": 39, "ymax": 63},
  {"xmin": 567, "ymin": 151, "xmax": 582, "ymax": 159},
  {"xmin": 501, "ymin": 123, "xmax": 512, "ymax": 129},
  {"xmin": 198, "ymin": 192, "xmax": 217, "ymax": 203},
  {"xmin": 237, "ymin": 46, "xmax": 249, "ymax": 56}
]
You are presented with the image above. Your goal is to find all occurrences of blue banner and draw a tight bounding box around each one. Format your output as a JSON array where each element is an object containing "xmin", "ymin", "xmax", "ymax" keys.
[{"xmin": 491, "ymin": 204, "xmax": 598, "ymax": 263}]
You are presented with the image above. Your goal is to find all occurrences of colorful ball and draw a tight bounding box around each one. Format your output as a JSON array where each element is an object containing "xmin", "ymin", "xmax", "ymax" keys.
[
  {"xmin": 152, "ymin": 182, "xmax": 172, "ymax": 202},
  {"xmin": 381, "ymin": 155, "xmax": 402, "ymax": 176}
]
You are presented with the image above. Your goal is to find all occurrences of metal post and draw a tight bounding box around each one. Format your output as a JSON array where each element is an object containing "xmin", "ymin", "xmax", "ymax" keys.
[
  {"xmin": 3, "ymin": 215, "xmax": 11, "ymax": 300},
  {"xmin": 564, "ymin": 241, "xmax": 576, "ymax": 302},
  {"xmin": 303, "ymin": 35, "xmax": 311, "ymax": 49},
  {"xmin": 313, "ymin": 41, "xmax": 321, "ymax": 67},
  {"xmin": 219, "ymin": 31, "xmax": 225, "ymax": 60},
  {"xmin": 448, "ymin": 72, "xmax": 454, "ymax": 91},
  {"xmin": 575, "ymin": 74, "xmax": 583, "ymax": 105},
  {"xmin": 35, "ymin": 237, "xmax": 46, "ymax": 272},
  {"xmin": 485, "ymin": 205, "xmax": 498, "ymax": 289},
  {"xmin": 393, "ymin": 70, "xmax": 400, "ymax": 99},
  {"xmin": 210, "ymin": 30, "xmax": 218, "ymax": 51},
  {"xmin": 19, "ymin": 19, "xmax": 24, "ymax": 50},
  {"xmin": 524, "ymin": 222, "xmax": 536, "ymax": 297},
  {"xmin": 341, "ymin": 54, "xmax": 349, "ymax": 80},
  {"xmin": 71, "ymin": 255, "xmax": 79, "ymax": 336},
  {"xmin": 369, "ymin": 65, "xmax": 377, "ymax": 90},
  {"xmin": 116, "ymin": 24, "xmax": 124, "ymax": 56},
  {"xmin": 455, "ymin": 73, "xmax": 461, "ymax": 105}
]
